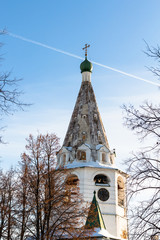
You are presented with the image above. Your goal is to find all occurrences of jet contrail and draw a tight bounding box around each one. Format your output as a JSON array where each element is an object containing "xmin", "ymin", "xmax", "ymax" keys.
[
  {"xmin": 91, "ymin": 60, "xmax": 160, "ymax": 87},
  {"xmin": 3, "ymin": 31, "xmax": 160, "ymax": 87},
  {"xmin": 8, "ymin": 32, "xmax": 83, "ymax": 60}
]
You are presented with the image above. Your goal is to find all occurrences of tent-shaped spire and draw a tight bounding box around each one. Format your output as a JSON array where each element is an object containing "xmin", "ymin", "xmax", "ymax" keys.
[
  {"xmin": 84, "ymin": 192, "xmax": 121, "ymax": 240},
  {"xmin": 85, "ymin": 191, "xmax": 106, "ymax": 230},
  {"xmin": 63, "ymin": 62, "xmax": 109, "ymax": 151}
]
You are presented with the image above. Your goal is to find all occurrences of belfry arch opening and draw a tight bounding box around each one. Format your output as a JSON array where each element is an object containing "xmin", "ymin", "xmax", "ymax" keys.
[
  {"xmin": 65, "ymin": 174, "xmax": 79, "ymax": 202},
  {"xmin": 66, "ymin": 174, "xmax": 79, "ymax": 186},
  {"xmin": 94, "ymin": 174, "xmax": 110, "ymax": 186},
  {"xmin": 117, "ymin": 176, "xmax": 125, "ymax": 207}
]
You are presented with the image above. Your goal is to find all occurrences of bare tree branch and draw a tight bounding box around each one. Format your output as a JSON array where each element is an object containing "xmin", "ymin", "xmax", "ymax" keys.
[
  {"xmin": 144, "ymin": 40, "xmax": 160, "ymax": 79},
  {"xmin": 0, "ymin": 30, "xmax": 31, "ymax": 144},
  {"xmin": 123, "ymin": 102, "xmax": 160, "ymax": 240}
]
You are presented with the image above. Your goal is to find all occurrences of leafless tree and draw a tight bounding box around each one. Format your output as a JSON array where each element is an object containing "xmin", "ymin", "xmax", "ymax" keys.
[
  {"xmin": 15, "ymin": 159, "xmax": 32, "ymax": 240},
  {"xmin": 0, "ymin": 133, "xmax": 90, "ymax": 240},
  {"xmin": 0, "ymin": 31, "xmax": 29, "ymax": 143},
  {"xmin": 0, "ymin": 168, "xmax": 17, "ymax": 240},
  {"xmin": 0, "ymin": 72, "xmax": 27, "ymax": 115},
  {"xmin": 19, "ymin": 133, "xmax": 89, "ymax": 240},
  {"xmin": 123, "ymin": 102, "xmax": 160, "ymax": 240},
  {"xmin": 144, "ymin": 41, "xmax": 160, "ymax": 79}
]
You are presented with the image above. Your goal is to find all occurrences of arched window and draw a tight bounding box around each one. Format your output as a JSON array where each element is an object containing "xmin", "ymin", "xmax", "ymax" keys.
[
  {"xmin": 102, "ymin": 153, "xmax": 106, "ymax": 163},
  {"xmin": 94, "ymin": 174, "xmax": 110, "ymax": 186},
  {"xmin": 77, "ymin": 150, "xmax": 86, "ymax": 160},
  {"xmin": 66, "ymin": 174, "xmax": 79, "ymax": 186},
  {"xmin": 117, "ymin": 176, "xmax": 125, "ymax": 207},
  {"xmin": 65, "ymin": 175, "xmax": 79, "ymax": 202},
  {"xmin": 63, "ymin": 154, "xmax": 66, "ymax": 165},
  {"xmin": 82, "ymin": 114, "xmax": 87, "ymax": 120}
]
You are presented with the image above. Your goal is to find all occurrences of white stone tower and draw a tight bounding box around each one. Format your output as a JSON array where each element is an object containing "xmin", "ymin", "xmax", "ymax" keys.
[{"xmin": 56, "ymin": 46, "xmax": 128, "ymax": 240}]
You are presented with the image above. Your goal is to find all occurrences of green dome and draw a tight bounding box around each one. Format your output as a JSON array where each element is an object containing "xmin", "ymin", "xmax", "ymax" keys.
[{"xmin": 80, "ymin": 58, "xmax": 93, "ymax": 73}]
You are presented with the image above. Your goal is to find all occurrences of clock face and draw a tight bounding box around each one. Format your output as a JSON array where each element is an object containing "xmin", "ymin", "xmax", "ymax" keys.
[{"xmin": 98, "ymin": 188, "xmax": 109, "ymax": 201}]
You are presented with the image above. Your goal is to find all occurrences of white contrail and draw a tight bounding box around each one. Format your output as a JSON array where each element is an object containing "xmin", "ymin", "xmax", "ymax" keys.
[
  {"xmin": 7, "ymin": 32, "xmax": 83, "ymax": 60},
  {"xmin": 91, "ymin": 60, "xmax": 160, "ymax": 87},
  {"xmin": 3, "ymin": 31, "xmax": 160, "ymax": 87}
]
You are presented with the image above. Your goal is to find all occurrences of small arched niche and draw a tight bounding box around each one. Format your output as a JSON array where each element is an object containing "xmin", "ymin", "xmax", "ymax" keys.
[
  {"xmin": 94, "ymin": 174, "xmax": 110, "ymax": 186},
  {"xmin": 117, "ymin": 176, "xmax": 125, "ymax": 207}
]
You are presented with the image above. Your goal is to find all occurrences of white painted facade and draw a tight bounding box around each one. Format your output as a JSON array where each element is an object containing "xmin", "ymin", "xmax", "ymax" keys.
[{"xmin": 58, "ymin": 161, "xmax": 128, "ymax": 239}]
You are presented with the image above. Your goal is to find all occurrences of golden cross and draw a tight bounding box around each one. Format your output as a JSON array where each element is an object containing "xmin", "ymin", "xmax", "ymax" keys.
[{"xmin": 82, "ymin": 44, "xmax": 90, "ymax": 58}]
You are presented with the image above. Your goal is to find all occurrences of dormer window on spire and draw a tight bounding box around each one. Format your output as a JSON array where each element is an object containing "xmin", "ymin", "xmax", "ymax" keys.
[{"xmin": 77, "ymin": 150, "xmax": 86, "ymax": 160}]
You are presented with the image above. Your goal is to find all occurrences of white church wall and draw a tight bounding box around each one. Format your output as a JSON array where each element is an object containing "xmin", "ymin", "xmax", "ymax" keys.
[
  {"xmin": 116, "ymin": 215, "xmax": 128, "ymax": 239},
  {"xmin": 103, "ymin": 214, "xmax": 117, "ymax": 237},
  {"xmin": 68, "ymin": 166, "xmax": 128, "ymax": 238}
]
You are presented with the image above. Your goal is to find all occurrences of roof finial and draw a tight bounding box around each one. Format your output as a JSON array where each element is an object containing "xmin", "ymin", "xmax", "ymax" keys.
[{"xmin": 82, "ymin": 44, "xmax": 90, "ymax": 59}]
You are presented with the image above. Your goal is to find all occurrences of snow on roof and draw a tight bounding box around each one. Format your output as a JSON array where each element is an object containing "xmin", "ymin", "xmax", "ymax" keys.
[
  {"xmin": 84, "ymin": 143, "xmax": 91, "ymax": 149},
  {"xmin": 65, "ymin": 160, "xmax": 117, "ymax": 170},
  {"xmin": 86, "ymin": 227, "xmax": 121, "ymax": 239},
  {"xmin": 65, "ymin": 146, "xmax": 72, "ymax": 151},
  {"xmin": 96, "ymin": 144, "xmax": 104, "ymax": 150}
]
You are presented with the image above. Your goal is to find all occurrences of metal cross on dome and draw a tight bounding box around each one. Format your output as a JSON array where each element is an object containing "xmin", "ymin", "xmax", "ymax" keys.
[{"xmin": 82, "ymin": 44, "xmax": 90, "ymax": 58}]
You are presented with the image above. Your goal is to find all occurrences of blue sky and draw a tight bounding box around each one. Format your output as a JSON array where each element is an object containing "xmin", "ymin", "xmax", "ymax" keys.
[{"xmin": 0, "ymin": 1, "xmax": 160, "ymax": 170}]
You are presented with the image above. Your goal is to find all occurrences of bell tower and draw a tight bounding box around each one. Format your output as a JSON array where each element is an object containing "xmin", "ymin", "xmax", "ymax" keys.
[{"xmin": 56, "ymin": 46, "xmax": 128, "ymax": 239}]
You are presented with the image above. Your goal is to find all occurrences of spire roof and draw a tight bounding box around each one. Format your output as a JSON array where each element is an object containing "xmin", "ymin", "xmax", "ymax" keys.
[
  {"xmin": 63, "ymin": 79, "xmax": 109, "ymax": 152},
  {"xmin": 62, "ymin": 47, "xmax": 110, "ymax": 163},
  {"xmin": 85, "ymin": 191, "xmax": 106, "ymax": 229}
]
